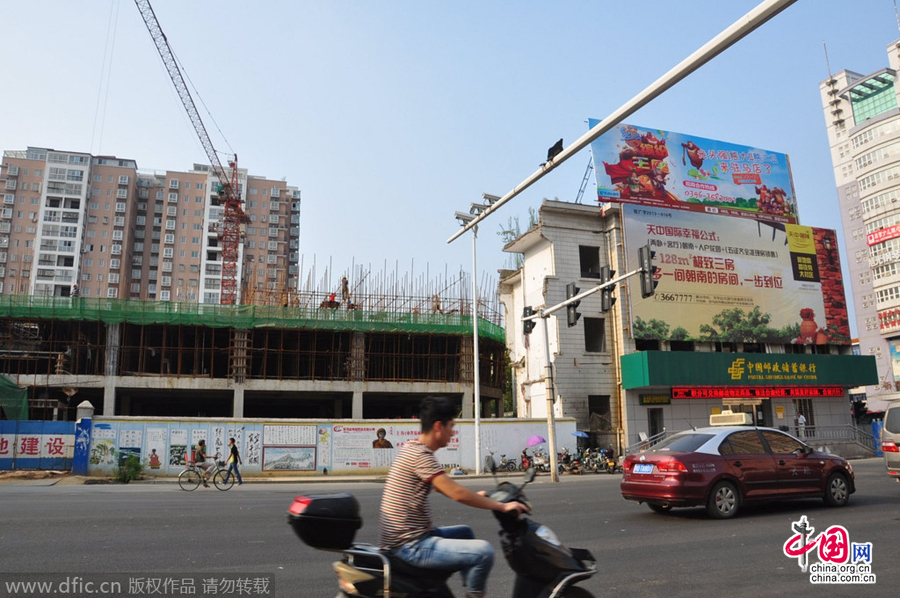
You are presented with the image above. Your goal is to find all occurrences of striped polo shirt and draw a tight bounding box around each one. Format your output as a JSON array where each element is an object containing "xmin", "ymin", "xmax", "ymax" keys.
[{"xmin": 379, "ymin": 439, "xmax": 446, "ymax": 549}]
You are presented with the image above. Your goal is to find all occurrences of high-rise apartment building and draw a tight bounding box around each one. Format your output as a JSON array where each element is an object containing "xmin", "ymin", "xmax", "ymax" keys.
[
  {"xmin": 820, "ymin": 39, "xmax": 900, "ymax": 409},
  {"xmin": 0, "ymin": 147, "xmax": 300, "ymax": 304}
]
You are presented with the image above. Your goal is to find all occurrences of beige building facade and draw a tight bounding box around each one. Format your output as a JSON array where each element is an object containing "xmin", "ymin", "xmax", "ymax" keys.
[
  {"xmin": 0, "ymin": 147, "xmax": 300, "ymax": 303},
  {"xmin": 819, "ymin": 39, "xmax": 900, "ymax": 410}
]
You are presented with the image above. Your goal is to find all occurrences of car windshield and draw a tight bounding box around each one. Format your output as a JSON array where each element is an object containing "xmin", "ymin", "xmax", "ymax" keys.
[{"xmin": 649, "ymin": 433, "xmax": 714, "ymax": 453}]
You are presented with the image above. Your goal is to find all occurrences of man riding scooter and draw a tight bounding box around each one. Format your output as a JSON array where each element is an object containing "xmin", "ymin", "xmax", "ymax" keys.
[{"xmin": 380, "ymin": 397, "xmax": 529, "ymax": 598}]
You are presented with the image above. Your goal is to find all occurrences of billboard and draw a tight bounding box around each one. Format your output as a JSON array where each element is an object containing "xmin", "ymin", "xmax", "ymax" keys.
[
  {"xmin": 590, "ymin": 121, "xmax": 798, "ymax": 224},
  {"xmin": 622, "ymin": 204, "xmax": 849, "ymax": 344}
]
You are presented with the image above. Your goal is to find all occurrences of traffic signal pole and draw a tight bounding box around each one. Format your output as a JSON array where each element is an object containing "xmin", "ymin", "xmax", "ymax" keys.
[{"xmin": 522, "ymin": 266, "xmax": 643, "ymax": 482}]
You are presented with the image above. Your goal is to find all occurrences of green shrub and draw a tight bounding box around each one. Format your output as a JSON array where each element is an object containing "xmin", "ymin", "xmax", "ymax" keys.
[{"xmin": 115, "ymin": 454, "xmax": 145, "ymax": 484}]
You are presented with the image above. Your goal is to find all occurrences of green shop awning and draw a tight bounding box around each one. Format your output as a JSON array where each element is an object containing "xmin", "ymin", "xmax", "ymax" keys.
[{"xmin": 621, "ymin": 351, "xmax": 878, "ymax": 390}]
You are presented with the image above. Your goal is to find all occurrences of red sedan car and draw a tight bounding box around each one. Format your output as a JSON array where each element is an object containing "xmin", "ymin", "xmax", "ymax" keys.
[{"xmin": 620, "ymin": 426, "xmax": 855, "ymax": 518}]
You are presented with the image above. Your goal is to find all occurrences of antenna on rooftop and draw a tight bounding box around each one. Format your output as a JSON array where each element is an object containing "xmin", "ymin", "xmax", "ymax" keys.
[{"xmin": 823, "ymin": 40, "xmax": 833, "ymax": 80}]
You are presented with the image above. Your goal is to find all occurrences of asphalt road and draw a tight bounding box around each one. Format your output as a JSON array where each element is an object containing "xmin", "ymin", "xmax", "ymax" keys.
[{"xmin": 0, "ymin": 458, "xmax": 896, "ymax": 598}]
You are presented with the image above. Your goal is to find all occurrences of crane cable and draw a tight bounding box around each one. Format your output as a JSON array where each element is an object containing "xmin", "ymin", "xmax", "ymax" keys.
[{"xmin": 90, "ymin": 0, "xmax": 120, "ymax": 155}]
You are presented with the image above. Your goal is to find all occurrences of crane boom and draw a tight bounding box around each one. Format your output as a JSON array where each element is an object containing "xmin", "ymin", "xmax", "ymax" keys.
[{"xmin": 133, "ymin": 0, "xmax": 245, "ymax": 305}]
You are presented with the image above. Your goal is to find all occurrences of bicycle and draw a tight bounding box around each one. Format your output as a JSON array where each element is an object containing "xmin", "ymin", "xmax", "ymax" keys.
[{"xmin": 177, "ymin": 454, "xmax": 234, "ymax": 491}]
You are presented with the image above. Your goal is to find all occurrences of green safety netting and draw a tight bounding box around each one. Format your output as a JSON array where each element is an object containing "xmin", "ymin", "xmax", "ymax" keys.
[
  {"xmin": 0, "ymin": 295, "xmax": 506, "ymax": 343},
  {"xmin": 0, "ymin": 373, "xmax": 27, "ymax": 420}
]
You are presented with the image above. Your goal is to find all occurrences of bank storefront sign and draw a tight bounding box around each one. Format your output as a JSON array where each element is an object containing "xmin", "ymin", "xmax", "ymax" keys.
[{"xmin": 622, "ymin": 351, "xmax": 878, "ymax": 390}]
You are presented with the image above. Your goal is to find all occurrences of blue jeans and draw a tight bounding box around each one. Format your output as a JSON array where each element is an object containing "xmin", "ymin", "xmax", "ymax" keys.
[
  {"xmin": 223, "ymin": 461, "xmax": 242, "ymax": 484},
  {"xmin": 392, "ymin": 525, "xmax": 494, "ymax": 594}
]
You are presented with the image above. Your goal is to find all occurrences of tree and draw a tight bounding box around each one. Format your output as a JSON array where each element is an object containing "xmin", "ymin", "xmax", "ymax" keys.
[
  {"xmin": 670, "ymin": 326, "xmax": 690, "ymax": 341},
  {"xmin": 633, "ymin": 316, "xmax": 671, "ymax": 340},
  {"xmin": 698, "ymin": 306, "xmax": 797, "ymax": 343}
]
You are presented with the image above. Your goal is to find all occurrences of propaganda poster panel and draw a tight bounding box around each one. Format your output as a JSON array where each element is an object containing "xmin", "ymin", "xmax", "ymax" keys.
[
  {"xmin": 623, "ymin": 204, "xmax": 850, "ymax": 344},
  {"xmin": 590, "ymin": 121, "xmax": 798, "ymax": 224}
]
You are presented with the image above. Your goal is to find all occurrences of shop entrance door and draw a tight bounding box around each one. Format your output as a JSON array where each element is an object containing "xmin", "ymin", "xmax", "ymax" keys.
[{"xmin": 648, "ymin": 408, "xmax": 664, "ymax": 438}]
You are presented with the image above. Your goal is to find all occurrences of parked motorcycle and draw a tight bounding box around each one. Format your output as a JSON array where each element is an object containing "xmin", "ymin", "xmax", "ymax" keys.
[
  {"xmin": 489, "ymin": 449, "xmax": 518, "ymax": 472},
  {"xmin": 557, "ymin": 447, "xmax": 583, "ymax": 475},
  {"xmin": 582, "ymin": 448, "xmax": 600, "ymax": 474},
  {"xmin": 520, "ymin": 448, "xmax": 532, "ymax": 471},
  {"xmin": 599, "ymin": 448, "xmax": 622, "ymax": 474},
  {"xmin": 287, "ymin": 462, "xmax": 597, "ymax": 598},
  {"xmin": 532, "ymin": 450, "xmax": 549, "ymax": 473}
]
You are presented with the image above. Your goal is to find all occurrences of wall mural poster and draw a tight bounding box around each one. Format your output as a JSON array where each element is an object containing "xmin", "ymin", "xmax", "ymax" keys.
[
  {"xmin": 590, "ymin": 121, "xmax": 798, "ymax": 225},
  {"xmin": 262, "ymin": 446, "xmax": 316, "ymax": 471},
  {"xmin": 317, "ymin": 425, "xmax": 333, "ymax": 470},
  {"xmin": 146, "ymin": 428, "xmax": 166, "ymax": 471},
  {"xmin": 212, "ymin": 426, "xmax": 226, "ymax": 463},
  {"xmin": 89, "ymin": 425, "xmax": 117, "ymax": 467},
  {"xmin": 332, "ymin": 424, "xmax": 413, "ymax": 470},
  {"xmin": 169, "ymin": 428, "xmax": 187, "ymax": 466},
  {"xmin": 263, "ymin": 425, "xmax": 316, "ymax": 445},
  {"xmin": 245, "ymin": 430, "xmax": 261, "ymax": 466},
  {"xmin": 118, "ymin": 428, "xmax": 143, "ymax": 466},
  {"xmin": 622, "ymin": 204, "xmax": 850, "ymax": 344}
]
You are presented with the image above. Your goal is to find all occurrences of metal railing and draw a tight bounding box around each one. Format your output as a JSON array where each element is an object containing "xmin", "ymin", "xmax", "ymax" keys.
[
  {"xmin": 797, "ymin": 425, "xmax": 876, "ymax": 451},
  {"xmin": 625, "ymin": 429, "xmax": 669, "ymax": 455}
]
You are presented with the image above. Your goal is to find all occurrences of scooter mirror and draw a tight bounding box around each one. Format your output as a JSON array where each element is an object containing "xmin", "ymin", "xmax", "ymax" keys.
[
  {"xmin": 523, "ymin": 467, "xmax": 536, "ymax": 484},
  {"xmin": 485, "ymin": 455, "xmax": 497, "ymax": 474}
]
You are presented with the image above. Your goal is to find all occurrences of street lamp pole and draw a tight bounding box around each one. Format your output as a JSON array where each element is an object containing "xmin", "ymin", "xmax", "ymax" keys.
[{"xmin": 472, "ymin": 224, "xmax": 482, "ymax": 475}]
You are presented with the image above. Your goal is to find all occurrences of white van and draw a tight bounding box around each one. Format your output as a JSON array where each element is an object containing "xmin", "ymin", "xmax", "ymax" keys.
[{"xmin": 883, "ymin": 403, "xmax": 900, "ymax": 482}]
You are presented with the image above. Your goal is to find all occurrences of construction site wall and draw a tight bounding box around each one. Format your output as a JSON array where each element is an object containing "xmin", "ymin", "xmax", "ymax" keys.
[{"xmin": 84, "ymin": 416, "xmax": 576, "ymax": 476}]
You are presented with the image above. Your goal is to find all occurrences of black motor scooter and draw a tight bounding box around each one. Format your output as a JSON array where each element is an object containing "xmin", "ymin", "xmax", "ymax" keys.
[{"xmin": 287, "ymin": 460, "xmax": 596, "ymax": 598}]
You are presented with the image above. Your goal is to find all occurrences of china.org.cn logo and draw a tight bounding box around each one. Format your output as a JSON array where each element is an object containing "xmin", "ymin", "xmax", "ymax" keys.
[
  {"xmin": 727, "ymin": 358, "xmax": 746, "ymax": 380},
  {"xmin": 782, "ymin": 516, "xmax": 875, "ymax": 584}
]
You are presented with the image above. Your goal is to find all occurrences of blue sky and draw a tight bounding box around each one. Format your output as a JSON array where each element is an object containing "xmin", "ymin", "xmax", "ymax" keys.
[{"xmin": 2, "ymin": 1, "xmax": 898, "ymax": 331}]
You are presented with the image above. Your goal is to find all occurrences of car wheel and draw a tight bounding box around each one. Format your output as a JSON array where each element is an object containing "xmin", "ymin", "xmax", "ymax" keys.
[
  {"xmin": 824, "ymin": 473, "xmax": 850, "ymax": 507},
  {"xmin": 648, "ymin": 504, "xmax": 672, "ymax": 514},
  {"xmin": 707, "ymin": 481, "xmax": 740, "ymax": 519}
]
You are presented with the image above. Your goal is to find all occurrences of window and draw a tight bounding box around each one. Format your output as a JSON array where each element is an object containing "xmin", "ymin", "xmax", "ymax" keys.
[
  {"xmin": 583, "ymin": 317, "xmax": 606, "ymax": 352},
  {"xmin": 588, "ymin": 395, "xmax": 611, "ymax": 431},
  {"xmin": 760, "ymin": 431, "xmax": 803, "ymax": 454},
  {"xmin": 719, "ymin": 431, "xmax": 766, "ymax": 455},
  {"xmin": 579, "ymin": 246, "xmax": 601, "ymax": 279}
]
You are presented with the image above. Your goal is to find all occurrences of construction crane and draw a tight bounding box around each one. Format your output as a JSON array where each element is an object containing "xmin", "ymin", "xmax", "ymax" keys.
[{"xmin": 133, "ymin": 0, "xmax": 247, "ymax": 305}]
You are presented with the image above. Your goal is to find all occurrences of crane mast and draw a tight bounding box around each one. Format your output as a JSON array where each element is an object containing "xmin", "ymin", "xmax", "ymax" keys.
[{"xmin": 133, "ymin": 0, "xmax": 246, "ymax": 305}]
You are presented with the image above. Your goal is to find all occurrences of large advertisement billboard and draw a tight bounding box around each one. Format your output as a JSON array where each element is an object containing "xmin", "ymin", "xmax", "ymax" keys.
[
  {"xmin": 590, "ymin": 121, "xmax": 798, "ymax": 224},
  {"xmin": 622, "ymin": 204, "xmax": 850, "ymax": 344}
]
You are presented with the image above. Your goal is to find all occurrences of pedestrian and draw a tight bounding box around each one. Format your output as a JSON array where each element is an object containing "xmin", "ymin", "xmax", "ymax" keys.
[
  {"xmin": 797, "ymin": 411, "xmax": 807, "ymax": 438},
  {"xmin": 194, "ymin": 439, "xmax": 214, "ymax": 487},
  {"xmin": 223, "ymin": 437, "xmax": 243, "ymax": 485}
]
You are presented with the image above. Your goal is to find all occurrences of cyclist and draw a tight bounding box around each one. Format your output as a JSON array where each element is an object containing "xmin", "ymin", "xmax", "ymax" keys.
[{"xmin": 194, "ymin": 439, "xmax": 215, "ymax": 488}]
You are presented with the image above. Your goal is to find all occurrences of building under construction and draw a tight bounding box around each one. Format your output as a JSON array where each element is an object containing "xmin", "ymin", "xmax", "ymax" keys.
[{"xmin": 0, "ymin": 268, "xmax": 507, "ymax": 421}]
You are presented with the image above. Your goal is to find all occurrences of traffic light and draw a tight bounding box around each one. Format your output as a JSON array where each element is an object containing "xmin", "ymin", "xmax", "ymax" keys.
[
  {"xmin": 600, "ymin": 265, "xmax": 616, "ymax": 312},
  {"xmin": 566, "ymin": 283, "xmax": 581, "ymax": 327},
  {"xmin": 522, "ymin": 306, "xmax": 536, "ymax": 335},
  {"xmin": 638, "ymin": 244, "xmax": 659, "ymax": 298}
]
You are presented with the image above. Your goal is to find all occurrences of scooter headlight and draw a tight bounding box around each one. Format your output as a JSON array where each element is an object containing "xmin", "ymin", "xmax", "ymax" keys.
[{"xmin": 534, "ymin": 524, "xmax": 562, "ymax": 546}]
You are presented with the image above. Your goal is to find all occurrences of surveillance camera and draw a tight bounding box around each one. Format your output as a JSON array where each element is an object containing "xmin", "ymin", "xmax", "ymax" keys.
[
  {"xmin": 482, "ymin": 193, "xmax": 501, "ymax": 204},
  {"xmin": 455, "ymin": 211, "xmax": 476, "ymax": 224},
  {"xmin": 470, "ymin": 203, "xmax": 487, "ymax": 215}
]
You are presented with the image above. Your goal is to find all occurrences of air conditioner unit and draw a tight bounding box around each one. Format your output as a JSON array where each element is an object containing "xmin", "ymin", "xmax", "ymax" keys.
[{"xmin": 709, "ymin": 410, "xmax": 753, "ymax": 427}]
